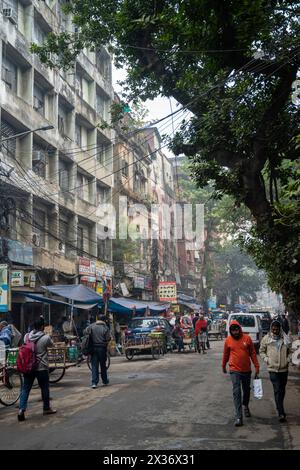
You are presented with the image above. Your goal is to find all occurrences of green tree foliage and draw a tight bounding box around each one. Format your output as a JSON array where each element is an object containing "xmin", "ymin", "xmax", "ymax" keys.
[{"xmin": 33, "ymin": 1, "xmax": 300, "ymax": 316}]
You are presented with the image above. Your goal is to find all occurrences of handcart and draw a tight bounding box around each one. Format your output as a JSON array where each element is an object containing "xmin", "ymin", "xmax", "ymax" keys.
[
  {"xmin": 124, "ymin": 333, "xmax": 163, "ymax": 361},
  {"xmin": 47, "ymin": 344, "xmax": 80, "ymax": 383},
  {"xmin": 183, "ymin": 328, "xmax": 197, "ymax": 352}
]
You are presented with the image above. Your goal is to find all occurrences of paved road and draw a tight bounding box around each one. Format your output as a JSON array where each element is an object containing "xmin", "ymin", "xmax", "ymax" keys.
[{"xmin": 0, "ymin": 341, "xmax": 299, "ymax": 450}]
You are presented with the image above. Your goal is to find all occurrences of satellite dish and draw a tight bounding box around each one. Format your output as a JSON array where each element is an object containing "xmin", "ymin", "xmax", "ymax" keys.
[{"xmin": 165, "ymin": 269, "xmax": 171, "ymax": 276}]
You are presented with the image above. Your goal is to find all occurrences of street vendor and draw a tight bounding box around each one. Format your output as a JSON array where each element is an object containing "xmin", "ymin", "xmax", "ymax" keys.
[
  {"xmin": 172, "ymin": 323, "xmax": 184, "ymax": 352},
  {"xmin": 62, "ymin": 315, "xmax": 75, "ymax": 340}
]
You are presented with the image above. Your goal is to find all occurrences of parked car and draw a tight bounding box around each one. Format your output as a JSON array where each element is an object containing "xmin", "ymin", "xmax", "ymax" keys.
[
  {"xmin": 126, "ymin": 317, "xmax": 173, "ymax": 351},
  {"xmin": 226, "ymin": 313, "xmax": 263, "ymax": 352}
]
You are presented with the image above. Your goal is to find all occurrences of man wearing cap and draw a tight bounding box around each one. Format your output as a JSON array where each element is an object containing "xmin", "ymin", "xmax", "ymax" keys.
[
  {"xmin": 222, "ymin": 320, "xmax": 260, "ymax": 426},
  {"xmin": 260, "ymin": 319, "xmax": 292, "ymax": 422}
]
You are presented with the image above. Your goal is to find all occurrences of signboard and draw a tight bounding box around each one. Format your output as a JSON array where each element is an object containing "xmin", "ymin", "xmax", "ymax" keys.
[
  {"xmin": 96, "ymin": 261, "xmax": 114, "ymax": 279},
  {"xmin": 134, "ymin": 276, "xmax": 145, "ymax": 289},
  {"xmin": 144, "ymin": 277, "xmax": 153, "ymax": 291},
  {"xmin": 158, "ymin": 281, "xmax": 177, "ymax": 303},
  {"xmin": 120, "ymin": 283, "xmax": 130, "ymax": 297},
  {"xmin": 11, "ymin": 270, "xmax": 25, "ymax": 287},
  {"xmin": 79, "ymin": 257, "xmax": 96, "ymax": 276},
  {"xmin": 208, "ymin": 296, "xmax": 217, "ymax": 309},
  {"xmin": 0, "ymin": 264, "xmax": 9, "ymax": 312}
]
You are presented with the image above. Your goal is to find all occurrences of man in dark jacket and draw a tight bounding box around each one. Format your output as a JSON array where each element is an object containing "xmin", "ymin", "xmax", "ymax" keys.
[{"xmin": 85, "ymin": 315, "xmax": 111, "ymax": 388}]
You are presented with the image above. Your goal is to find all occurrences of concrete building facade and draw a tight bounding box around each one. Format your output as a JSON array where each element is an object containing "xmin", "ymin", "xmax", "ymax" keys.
[{"xmin": 0, "ymin": 0, "xmax": 114, "ymax": 331}]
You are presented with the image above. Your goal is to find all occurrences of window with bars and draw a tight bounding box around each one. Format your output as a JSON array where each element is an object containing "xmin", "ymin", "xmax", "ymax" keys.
[
  {"xmin": 77, "ymin": 226, "xmax": 84, "ymax": 254},
  {"xmin": 0, "ymin": 119, "xmax": 17, "ymax": 158}
]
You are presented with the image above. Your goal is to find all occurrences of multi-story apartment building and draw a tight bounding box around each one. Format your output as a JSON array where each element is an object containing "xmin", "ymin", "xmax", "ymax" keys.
[
  {"xmin": 112, "ymin": 96, "xmax": 154, "ymax": 300},
  {"xmin": 0, "ymin": 0, "xmax": 114, "ymax": 331}
]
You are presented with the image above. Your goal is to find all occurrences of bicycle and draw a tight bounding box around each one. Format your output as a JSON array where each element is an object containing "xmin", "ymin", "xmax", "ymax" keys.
[{"xmin": 0, "ymin": 363, "xmax": 23, "ymax": 406}]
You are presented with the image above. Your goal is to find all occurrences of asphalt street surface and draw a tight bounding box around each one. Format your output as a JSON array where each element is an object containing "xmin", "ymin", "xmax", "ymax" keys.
[{"xmin": 0, "ymin": 341, "xmax": 299, "ymax": 450}]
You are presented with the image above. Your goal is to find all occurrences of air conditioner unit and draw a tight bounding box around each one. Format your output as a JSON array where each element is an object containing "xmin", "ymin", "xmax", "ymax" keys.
[
  {"xmin": 32, "ymin": 150, "xmax": 46, "ymax": 163},
  {"xmin": 32, "ymin": 232, "xmax": 41, "ymax": 247},
  {"xmin": 3, "ymin": 8, "xmax": 18, "ymax": 25},
  {"xmin": 58, "ymin": 241, "xmax": 65, "ymax": 254}
]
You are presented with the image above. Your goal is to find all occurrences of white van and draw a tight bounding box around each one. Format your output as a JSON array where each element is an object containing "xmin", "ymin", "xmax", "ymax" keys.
[{"xmin": 226, "ymin": 313, "xmax": 263, "ymax": 352}]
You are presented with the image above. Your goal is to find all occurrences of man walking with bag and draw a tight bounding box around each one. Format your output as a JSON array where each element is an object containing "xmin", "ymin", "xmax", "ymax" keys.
[
  {"xmin": 17, "ymin": 318, "xmax": 56, "ymax": 422},
  {"xmin": 259, "ymin": 319, "xmax": 292, "ymax": 422},
  {"xmin": 84, "ymin": 315, "xmax": 111, "ymax": 388},
  {"xmin": 222, "ymin": 320, "xmax": 260, "ymax": 426}
]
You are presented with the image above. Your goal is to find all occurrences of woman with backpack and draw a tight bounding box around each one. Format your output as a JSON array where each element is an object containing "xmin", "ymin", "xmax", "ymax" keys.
[{"xmin": 17, "ymin": 318, "xmax": 57, "ymax": 422}]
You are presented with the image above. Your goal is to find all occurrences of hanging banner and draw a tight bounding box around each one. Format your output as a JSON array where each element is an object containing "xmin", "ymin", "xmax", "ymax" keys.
[
  {"xmin": 0, "ymin": 264, "xmax": 9, "ymax": 312},
  {"xmin": 158, "ymin": 281, "xmax": 177, "ymax": 303}
]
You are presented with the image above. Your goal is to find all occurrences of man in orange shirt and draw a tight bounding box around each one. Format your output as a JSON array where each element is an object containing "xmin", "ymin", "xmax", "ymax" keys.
[{"xmin": 222, "ymin": 320, "xmax": 260, "ymax": 426}]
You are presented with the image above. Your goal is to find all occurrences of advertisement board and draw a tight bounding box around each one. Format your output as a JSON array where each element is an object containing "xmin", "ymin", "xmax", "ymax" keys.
[
  {"xmin": 158, "ymin": 281, "xmax": 177, "ymax": 303},
  {"xmin": 0, "ymin": 264, "xmax": 9, "ymax": 312},
  {"xmin": 11, "ymin": 270, "xmax": 25, "ymax": 287}
]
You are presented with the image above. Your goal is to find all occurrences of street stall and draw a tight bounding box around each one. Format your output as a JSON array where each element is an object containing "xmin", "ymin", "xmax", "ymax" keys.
[{"xmin": 25, "ymin": 285, "xmax": 103, "ymax": 383}]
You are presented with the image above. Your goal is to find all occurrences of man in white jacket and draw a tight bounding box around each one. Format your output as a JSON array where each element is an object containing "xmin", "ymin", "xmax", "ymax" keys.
[{"xmin": 259, "ymin": 320, "xmax": 292, "ymax": 422}]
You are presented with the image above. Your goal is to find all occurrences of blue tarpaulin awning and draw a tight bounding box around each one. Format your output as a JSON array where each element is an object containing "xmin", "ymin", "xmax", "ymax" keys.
[
  {"xmin": 42, "ymin": 284, "xmax": 103, "ymax": 304},
  {"xmin": 25, "ymin": 293, "xmax": 99, "ymax": 310},
  {"xmin": 108, "ymin": 297, "xmax": 170, "ymax": 315}
]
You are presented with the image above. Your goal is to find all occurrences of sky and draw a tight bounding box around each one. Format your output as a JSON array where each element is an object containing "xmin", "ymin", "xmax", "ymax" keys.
[{"xmin": 112, "ymin": 64, "xmax": 184, "ymax": 159}]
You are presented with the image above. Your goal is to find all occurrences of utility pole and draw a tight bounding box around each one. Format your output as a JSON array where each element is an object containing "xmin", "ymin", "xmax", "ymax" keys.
[{"xmin": 151, "ymin": 238, "xmax": 159, "ymax": 301}]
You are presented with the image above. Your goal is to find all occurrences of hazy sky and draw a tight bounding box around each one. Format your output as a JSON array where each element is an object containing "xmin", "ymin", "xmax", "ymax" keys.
[{"xmin": 112, "ymin": 64, "xmax": 187, "ymax": 159}]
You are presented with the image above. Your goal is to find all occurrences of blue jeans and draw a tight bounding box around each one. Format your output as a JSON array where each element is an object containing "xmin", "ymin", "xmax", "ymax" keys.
[
  {"xmin": 91, "ymin": 346, "xmax": 108, "ymax": 385},
  {"xmin": 175, "ymin": 337, "xmax": 184, "ymax": 352},
  {"xmin": 230, "ymin": 371, "xmax": 251, "ymax": 420},
  {"xmin": 19, "ymin": 370, "xmax": 50, "ymax": 411}
]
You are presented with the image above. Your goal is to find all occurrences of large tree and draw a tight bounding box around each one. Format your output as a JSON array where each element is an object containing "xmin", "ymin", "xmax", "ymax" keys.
[{"xmin": 33, "ymin": 1, "xmax": 300, "ymax": 321}]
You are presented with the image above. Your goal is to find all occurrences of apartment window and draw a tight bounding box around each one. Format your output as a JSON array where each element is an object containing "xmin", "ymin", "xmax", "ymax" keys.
[
  {"xmin": 75, "ymin": 123, "xmax": 81, "ymax": 147},
  {"xmin": 77, "ymin": 226, "xmax": 84, "ymax": 254},
  {"xmin": 96, "ymin": 92, "xmax": 107, "ymax": 119},
  {"xmin": 75, "ymin": 73, "xmax": 83, "ymax": 97},
  {"xmin": 97, "ymin": 185, "xmax": 109, "ymax": 204},
  {"xmin": 8, "ymin": 207, "xmax": 17, "ymax": 240},
  {"xmin": 96, "ymin": 49, "xmax": 111, "ymax": 81},
  {"xmin": 32, "ymin": 142, "xmax": 47, "ymax": 178},
  {"xmin": 59, "ymin": 159, "xmax": 70, "ymax": 192},
  {"xmin": 33, "ymin": 20, "xmax": 47, "ymax": 45},
  {"xmin": 77, "ymin": 172, "xmax": 91, "ymax": 202},
  {"xmin": 0, "ymin": 119, "xmax": 17, "ymax": 158},
  {"xmin": 32, "ymin": 208, "xmax": 46, "ymax": 247},
  {"xmin": 121, "ymin": 160, "xmax": 129, "ymax": 178},
  {"xmin": 97, "ymin": 238, "xmax": 110, "ymax": 261},
  {"xmin": 33, "ymin": 84, "xmax": 45, "ymax": 116},
  {"xmin": 1, "ymin": 55, "xmax": 17, "ymax": 92}
]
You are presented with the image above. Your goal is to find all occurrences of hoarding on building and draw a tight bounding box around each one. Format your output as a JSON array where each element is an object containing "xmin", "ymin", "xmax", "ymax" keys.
[{"xmin": 158, "ymin": 281, "xmax": 177, "ymax": 303}]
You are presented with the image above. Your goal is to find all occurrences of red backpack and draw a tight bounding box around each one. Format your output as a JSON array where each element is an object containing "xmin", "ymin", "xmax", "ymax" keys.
[{"xmin": 16, "ymin": 334, "xmax": 44, "ymax": 374}]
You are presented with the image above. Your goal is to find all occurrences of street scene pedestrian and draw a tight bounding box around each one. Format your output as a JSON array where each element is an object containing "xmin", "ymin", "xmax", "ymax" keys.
[
  {"xmin": 195, "ymin": 315, "xmax": 208, "ymax": 354},
  {"xmin": 259, "ymin": 320, "xmax": 292, "ymax": 422},
  {"xmin": 222, "ymin": 320, "xmax": 260, "ymax": 426},
  {"xmin": 0, "ymin": 0, "xmax": 299, "ymax": 455},
  {"xmin": 84, "ymin": 315, "xmax": 111, "ymax": 388},
  {"xmin": 17, "ymin": 318, "xmax": 57, "ymax": 422}
]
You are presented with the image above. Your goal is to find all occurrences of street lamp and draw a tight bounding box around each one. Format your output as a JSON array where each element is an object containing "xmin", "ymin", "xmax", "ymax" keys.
[{"xmin": 0, "ymin": 125, "xmax": 54, "ymax": 144}]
